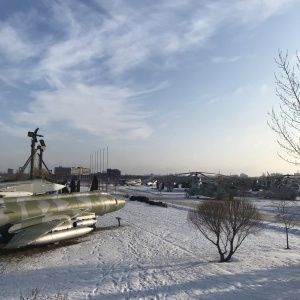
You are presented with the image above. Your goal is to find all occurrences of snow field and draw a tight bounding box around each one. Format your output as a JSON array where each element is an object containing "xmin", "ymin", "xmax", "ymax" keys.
[{"xmin": 1, "ymin": 196, "xmax": 300, "ymax": 299}]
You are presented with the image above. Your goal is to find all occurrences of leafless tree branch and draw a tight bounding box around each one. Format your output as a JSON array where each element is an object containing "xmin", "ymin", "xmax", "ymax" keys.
[
  {"xmin": 269, "ymin": 50, "xmax": 300, "ymax": 164},
  {"xmin": 272, "ymin": 200, "xmax": 300, "ymax": 249},
  {"xmin": 187, "ymin": 198, "xmax": 262, "ymax": 262}
]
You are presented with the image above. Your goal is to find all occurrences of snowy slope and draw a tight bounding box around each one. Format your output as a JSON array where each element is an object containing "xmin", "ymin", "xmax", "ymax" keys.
[{"xmin": 1, "ymin": 187, "xmax": 300, "ymax": 299}]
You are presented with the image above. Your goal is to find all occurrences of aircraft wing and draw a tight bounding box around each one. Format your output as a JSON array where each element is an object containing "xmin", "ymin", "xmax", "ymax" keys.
[
  {"xmin": 0, "ymin": 182, "xmax": 17, "ymax": 189},
  {"xmin": 4, "ymin": 220, "xmax": 64, "ymax": 249},
  {"xmin": 0, "ymin": 179, "xmax": 65, "ymax": 195},
  {"xmin": 4, "ymin": 209, "xmax": 95, "ymax": 249},
  {"xmin": 7, "ymin": 210, "xmax": 84, "ymax": 233}
]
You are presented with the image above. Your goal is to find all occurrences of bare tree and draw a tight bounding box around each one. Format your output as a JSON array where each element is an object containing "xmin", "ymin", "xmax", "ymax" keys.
[
  {"xmin": 268, "ymin": 50, "xmax": 300, "ymax": 164},
  {"xmin": 187, "ymin": 199, "xmax": 262, "ymax": 262},
  {"xmin": 272, "ymin": 200, "xmax": 300, "ymax": 249},
  {"xmin": 14, "ymin": 170, "xmax": 28, "ymax": 181},
  {"xmin": 164, "ymin": 178, "xmax": 175, "ymax": 192}
]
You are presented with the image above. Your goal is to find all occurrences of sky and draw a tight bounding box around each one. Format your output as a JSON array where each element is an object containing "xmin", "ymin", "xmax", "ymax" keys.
[{"xmin": 1, "ymin": 0, "xmax": 300, "ymax": 176}]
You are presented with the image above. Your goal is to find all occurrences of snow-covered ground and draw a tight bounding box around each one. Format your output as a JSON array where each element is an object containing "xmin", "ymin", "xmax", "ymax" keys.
[{"xmin": 1, "ymin": 186, "xmax": 300, "ymax": 299}]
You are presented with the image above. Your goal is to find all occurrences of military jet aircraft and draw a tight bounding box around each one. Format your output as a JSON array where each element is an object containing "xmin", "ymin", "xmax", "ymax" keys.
[
  {"xmin": 119, "ymin": 178, "xmax": 142, "ymax": 186},
  {"xmin": 0, "ymin": 179, "xmax": 65, "ymax": 198},
  {"xmin": 0, "ymin": 191, "xmax": 125, "ymax": 249}
]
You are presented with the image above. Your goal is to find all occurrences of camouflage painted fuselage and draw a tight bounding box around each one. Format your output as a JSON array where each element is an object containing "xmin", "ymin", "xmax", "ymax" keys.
[{"xmin": 0, "ymin": 191, "xmax": 125, "ymax": 249}]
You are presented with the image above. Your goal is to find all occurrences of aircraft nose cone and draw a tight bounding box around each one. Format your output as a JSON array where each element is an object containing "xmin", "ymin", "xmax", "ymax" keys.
[
  {"xmin": 118, "ymin": 197, "xmax": 126, "ymax": 208},
  {"xmin": 54, "ymin": 183, "xmax": 65, "ymax": 191}
]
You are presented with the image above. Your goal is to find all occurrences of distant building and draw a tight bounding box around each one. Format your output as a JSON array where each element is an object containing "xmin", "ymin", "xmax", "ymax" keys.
[
  {"xmin": 270, "ymin": 173, "xmax": 283, "ymax": 177},
  {"xmin": 107, "ymin": 168, "xmax": 121, "ymax": 182},
  {"xmin": 54, "ymin": 166, "xmax": 72, "ymax": 181},
  {"xmin": 240, "ymin": 173, "xmax": 248, "ymax": 178},
  {"xmin": 70, "ymin": 167, "xmax": 91, "ymax": 180},
  {"xmin": 71, "ymin": 167, "xmax": 90, "ymax": 176},
  {"xmin": 7, "ymin": 168, "xmax": 14, "ymax": 175},
  {"xmin": 54, "ymin": 166, "xmax": 121, "ymax": 182}
]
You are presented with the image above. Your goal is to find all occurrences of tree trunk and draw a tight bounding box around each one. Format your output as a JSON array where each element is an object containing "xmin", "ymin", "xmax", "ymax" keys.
[
  {"xmin": 223, "ymin": 251, "xmax": 234, "ymax": 262},
  {"xmin": 216, "ymin": 243, "xmax": 225, "ymax": 262},
  {"xmin": 286, "ymin": 226, "xmax": 290, "ymax": 249}
]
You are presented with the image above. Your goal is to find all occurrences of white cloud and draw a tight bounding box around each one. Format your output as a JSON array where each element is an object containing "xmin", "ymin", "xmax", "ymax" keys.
[
  {"xmin": 11, "ymin": 83, "xmax": 154, "ymax": 140},
  {"xmin": 212, "ymin": 56, "xmax": 240, "ymax": 63},
  {"xmin": 0, "ymin": 0, "xmax": 297, "ymax": 142},
  {"xmin": 0, "ymin": 121, "xmax": 29, "ymax": 138},
  {"xmin": 234, "ymin": 87, "xmax": 244, "ymax": 96},
  {"xmin": 0, "ymin": 0, "xmax": 295, "ymax": 84},
  {"xmin": 0, "ymin": 25, "xmax": 33, "ymax": 62},
  {"xmin": 159, "ymin": 123, "xmax": 167, "ymax": 129},
  {"xmin": 260, "ymin": 84, "xmax": 269, "ymax": 94},
  {"xmin": 232, "ymin": 0, "xmax": 295, "ymax": 25},
  {"xmin": 208, "ymin": 97, "xmax": 221, "ymax": 105}
]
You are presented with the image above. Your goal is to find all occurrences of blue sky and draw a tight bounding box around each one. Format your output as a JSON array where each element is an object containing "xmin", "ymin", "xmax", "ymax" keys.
[{"xmin": 1, "ymin": 0, "xmax": 300, "ymax": 176}]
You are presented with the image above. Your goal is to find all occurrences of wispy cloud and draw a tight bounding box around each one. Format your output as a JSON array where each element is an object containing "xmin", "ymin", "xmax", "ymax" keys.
[
  {"xmin": 0, "ymin": 25, "xmax": 34, "ymax": 63},
  {"xmin": 0, "ymin": 121, "xmax": 29, "ymax": 138},
  {"xmin": 212, "ymin": 56, "xmax": 240, "ymax": 63},
  {"xmin": 12, "ymin": 83, "xmax": 154, "ymax": 139},
  {"xmin": 232, "ymin": 0, "xmax": 295, "ymax": 25},
  {"xmin": 234, "ymin": 87, "xmax": 244, "ymax": 96},
  {"xmin": 0, "ymin": 0, "xmax": 296, "ymax": 141},
  {"xmin": 208, "ymin": 97, "xmax": 221, "ymax": 105},
  {"xmin": 3, "ymin": 0, "xmax": 291, "ymax": 83},
  {"xmin": 260, "ymin": 84, "xmax": 270, "ymax": 94}
]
